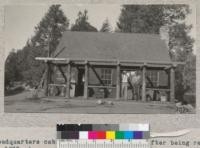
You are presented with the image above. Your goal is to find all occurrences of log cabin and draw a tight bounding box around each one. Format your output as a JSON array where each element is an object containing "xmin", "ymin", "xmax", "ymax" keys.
[{"xmin": 36, "ymin": 31, "xmax": 183, "ymax": 102}]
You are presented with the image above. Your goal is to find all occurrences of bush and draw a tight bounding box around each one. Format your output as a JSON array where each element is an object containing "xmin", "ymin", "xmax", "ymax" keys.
[
  {"xmin": 183, "ymin": 92, "xmax": 196, "ymax": 107},
  {"xmin": 5, "ymin": 86, "xmax": 25, "ymax": 96}
]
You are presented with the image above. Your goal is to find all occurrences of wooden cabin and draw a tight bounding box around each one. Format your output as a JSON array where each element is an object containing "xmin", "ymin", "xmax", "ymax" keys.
[{"xmin": 36, "ymin": 31, "xmax": 182, "ymax": 102}]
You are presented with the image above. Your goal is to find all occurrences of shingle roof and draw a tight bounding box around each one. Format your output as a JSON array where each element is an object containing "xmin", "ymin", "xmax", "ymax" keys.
[{"xmin": 54, "ymin": 31, "xmax": 171, "ymax": 63}]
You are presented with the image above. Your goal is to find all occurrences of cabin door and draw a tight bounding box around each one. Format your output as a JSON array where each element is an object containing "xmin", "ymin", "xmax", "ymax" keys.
[
  {"xmin": 121, "ymin": 70, "xmax": 142, "ymax": 100},
  {"xmin": 75, "ymin": 68, "xmax": 85, "ymax": 96}
]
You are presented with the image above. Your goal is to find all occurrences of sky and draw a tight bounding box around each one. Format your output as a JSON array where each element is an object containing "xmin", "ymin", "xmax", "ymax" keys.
[{"xmin": 4, "ymin": 4, "xmax": 196, "ymax": 57}]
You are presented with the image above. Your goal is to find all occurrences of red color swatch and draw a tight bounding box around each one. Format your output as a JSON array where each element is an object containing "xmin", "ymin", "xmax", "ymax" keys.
[{"xmin": 97, "ymin": 131, "xmax": 106, "ymax": 139}]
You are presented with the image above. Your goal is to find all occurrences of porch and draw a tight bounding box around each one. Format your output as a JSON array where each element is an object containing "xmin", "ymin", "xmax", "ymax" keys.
[{"xmin": 36, "ymin": 57, "xmax": 182, "ymax": 103}]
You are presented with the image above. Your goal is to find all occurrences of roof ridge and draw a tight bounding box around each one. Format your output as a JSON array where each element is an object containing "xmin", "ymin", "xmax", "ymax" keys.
[{"xmin": 63, "ymin": 30, "xmax": 161, "ymax": 37}]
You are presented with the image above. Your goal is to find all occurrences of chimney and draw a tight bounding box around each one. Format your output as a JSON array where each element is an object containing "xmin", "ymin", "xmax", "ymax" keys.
[{"xmin": 159, "ymin": 25, "xmax": 169, "ymax": 46}]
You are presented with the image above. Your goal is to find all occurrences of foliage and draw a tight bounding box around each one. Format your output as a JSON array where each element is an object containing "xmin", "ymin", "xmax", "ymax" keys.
[
  {"xmin": 31, "ymin": 4, "xmax": 69, "ymax": 56},
  {"xmin": 22, "ymin": 46, "xmax": 47, "ymax": 87},
  {"xmin": 175, "ymin": 53, "xmax": 196, "ymax": 100},
  {"xmin": 100, "ymin": 19, "xmax": 112, "ymax": 32},
  {"xmin": 117, "ymin": 5, "xmax": 190, "ymax": 34},
  {"xmin": 117, "ymin": 5, "xmax": 165, "ymax": 33},
  {"xmin": 183, "ymin": 53, "xmax": 196, "ymax": 93},
  {"xmin": 5, "ymin": 4, "xmax": 69, "ymax": 88},
  {"xmin": 117, "ymin": 5, "xmax": 195, "ymax": 101},
  {"xmin": 5, "ymin": 51, "xmax": 22, "ymax": 88},
  {"xmin": 168, "ymin": 23, "xmax": 194, "ymax": 61},
  {"xmin": 71, "ymin": 10, "xmax": 97, "ymax": 32}
]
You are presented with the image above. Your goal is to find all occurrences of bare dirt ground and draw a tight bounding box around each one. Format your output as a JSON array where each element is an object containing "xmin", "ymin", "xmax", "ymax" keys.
[{"xmin": 4, "ymin": 91, "xmax": 176, "ymax": 114}]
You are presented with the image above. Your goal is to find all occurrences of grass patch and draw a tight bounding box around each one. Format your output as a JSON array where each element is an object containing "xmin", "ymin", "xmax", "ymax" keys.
[{"xmin": 5, "ymin": 86, "xmax": 25, "ymax": 96}]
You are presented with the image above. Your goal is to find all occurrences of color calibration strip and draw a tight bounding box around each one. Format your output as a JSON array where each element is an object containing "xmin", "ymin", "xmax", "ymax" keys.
[
  {"xmin": 57, "ymin": 124, "xmax": 150, "ymax": 148},
  {"xmin": 57, "ymin": 124, "xmax": 150, "ymax": 140}
]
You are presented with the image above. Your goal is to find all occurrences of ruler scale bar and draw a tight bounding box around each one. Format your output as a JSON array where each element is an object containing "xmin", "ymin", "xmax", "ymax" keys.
[{"xmin": 58, "ymin": 140, "xmax": 150, "ymax": 148}]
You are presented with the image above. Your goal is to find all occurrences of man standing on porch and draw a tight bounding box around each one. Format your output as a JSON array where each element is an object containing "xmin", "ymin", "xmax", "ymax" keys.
[
  {"xmin": 130, "ymin": 71, "xmax": 142, "ymax": 101},
  {"xmin": 121, "ymin": 71, "xmax": 129, "ymax": 100}
]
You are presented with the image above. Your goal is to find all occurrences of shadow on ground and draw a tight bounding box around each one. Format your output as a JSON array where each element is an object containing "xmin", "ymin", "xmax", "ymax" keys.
[{"xmin": 4, "ymin": 91, "xmax": 177, "ymax": 114}]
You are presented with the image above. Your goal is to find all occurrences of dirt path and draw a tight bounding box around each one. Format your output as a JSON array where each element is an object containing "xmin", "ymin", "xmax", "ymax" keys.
[{"xmin": 4, "ymin": 91, "xmax": 176, "ymax": 113}]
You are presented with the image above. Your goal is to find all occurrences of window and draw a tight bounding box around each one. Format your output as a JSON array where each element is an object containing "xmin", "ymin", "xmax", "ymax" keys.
[
  {"xmin": 146, "ymin": 70, "xmax": 159, "ymax": 87},
  {"xmin": 55, "ymin": 67, "xmax": 65, "ymax": 83},
  {"xmin": 101, "ymin": 68, "xmax": 112, "ymax": 85}
]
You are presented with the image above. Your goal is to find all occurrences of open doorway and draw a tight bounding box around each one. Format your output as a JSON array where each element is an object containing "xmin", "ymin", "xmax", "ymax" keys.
[
  {"xmin": 75, "ymin": 68, "xmax": 85, "ymax": 97},
  {"xmin": 121, "ymin": 70, "xmax": 142, "ymax": 100}
]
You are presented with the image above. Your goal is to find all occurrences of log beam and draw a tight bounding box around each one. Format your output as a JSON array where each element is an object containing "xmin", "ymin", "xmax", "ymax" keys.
[
  {"xmin": 116, "ymin": 61, "xmax": 121, "ymax": 100},
  {"xmin": 84, "ymin": 61, "xmax": 89, "ymax": 99},
  {"xmin": 170, "ymin": 67, "xmax": 175, "ymax": 102},
  {"xmin": 142, "ymin": 65, "xmax": 146, "ymax": 101},
  {"xmin": 66, "ymin": 62, "xmax": 71, "ymax": 98},
  {"xmin": 44, "ymin": 62, "xmax": 50, "ymax": 96},
  {"xmin": 58, "ymin": 66, "xmax": 67, "ymax": 82}
]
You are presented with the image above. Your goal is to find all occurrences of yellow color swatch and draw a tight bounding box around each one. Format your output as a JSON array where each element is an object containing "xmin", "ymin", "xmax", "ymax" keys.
[{"xmin": 106, "ymin": 131, "xmax": 115, "ymax": 139}]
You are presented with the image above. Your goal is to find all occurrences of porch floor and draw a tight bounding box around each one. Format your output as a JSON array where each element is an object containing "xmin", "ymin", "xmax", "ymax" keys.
[{"xmin": 4, "ymin": 91, "xmax": 176, "ymax": 114}]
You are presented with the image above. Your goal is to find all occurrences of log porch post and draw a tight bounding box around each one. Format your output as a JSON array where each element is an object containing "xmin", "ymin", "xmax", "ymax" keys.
[
  {"xmin": 142, "ymin": 64, "xmax": 146, "ymax": 101},
  {"xmin": 84, "ymin": 61, "xmax": 89, "ymax": 99},
  {"xmin": 44, "ymin": 61, "xmax": 50, "ymax": 96},
  {"xmin": 170, "ymin": 66, "xmax": 175, "ymax": 102},
  {"xmin": 66, "ymin": 61, "xmax": 71, "ymax": 98},
  {"xmin": 116, "ymin": 61, "xmax": 121, "ymax": 100}
]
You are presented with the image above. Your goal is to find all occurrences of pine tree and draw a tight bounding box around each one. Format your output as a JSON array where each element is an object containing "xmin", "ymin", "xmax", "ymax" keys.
[
  {"xmin": 117, "ymin": 5, "xmax": 165, "ymax": 34},
  {"xmin": 5, "ymin": 51, "xmax": 22, "ymax": 88},
  {"xmin": 71, "ymin": 10, "xmax": 97, "ymax": 32},
  {"xmin": 32, "ymin": 4, "xmax": 69, "ymax": 56},
  {"xmin": 5, "ymin": 4, "xmax": 69, "ymax": 87},
  {"xmin": 117, "ymin": 5, "xmax": 195, "ymax": 101},
  {"xmin": 100, "ymin": 19, "xmax": 111, "ymax": 32}
]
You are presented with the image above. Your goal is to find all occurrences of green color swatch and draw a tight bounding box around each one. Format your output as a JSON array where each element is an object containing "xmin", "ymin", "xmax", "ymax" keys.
[{"xmin": 115, "ymin": 131, "xmax": 124, "ymax": 139}]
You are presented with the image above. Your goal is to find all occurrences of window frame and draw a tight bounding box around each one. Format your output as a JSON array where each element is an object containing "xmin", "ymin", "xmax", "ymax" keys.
[
  {"xmin": 100, "ymin": 68, "xmax": 113, "ymax": 86},
  {"xmin": 55, "ymin": 67, "xmax": 66, "ymax": 83},
  {"xmin": 146, "ymin": 70, "xmax": 159, "ymax": 87}
]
